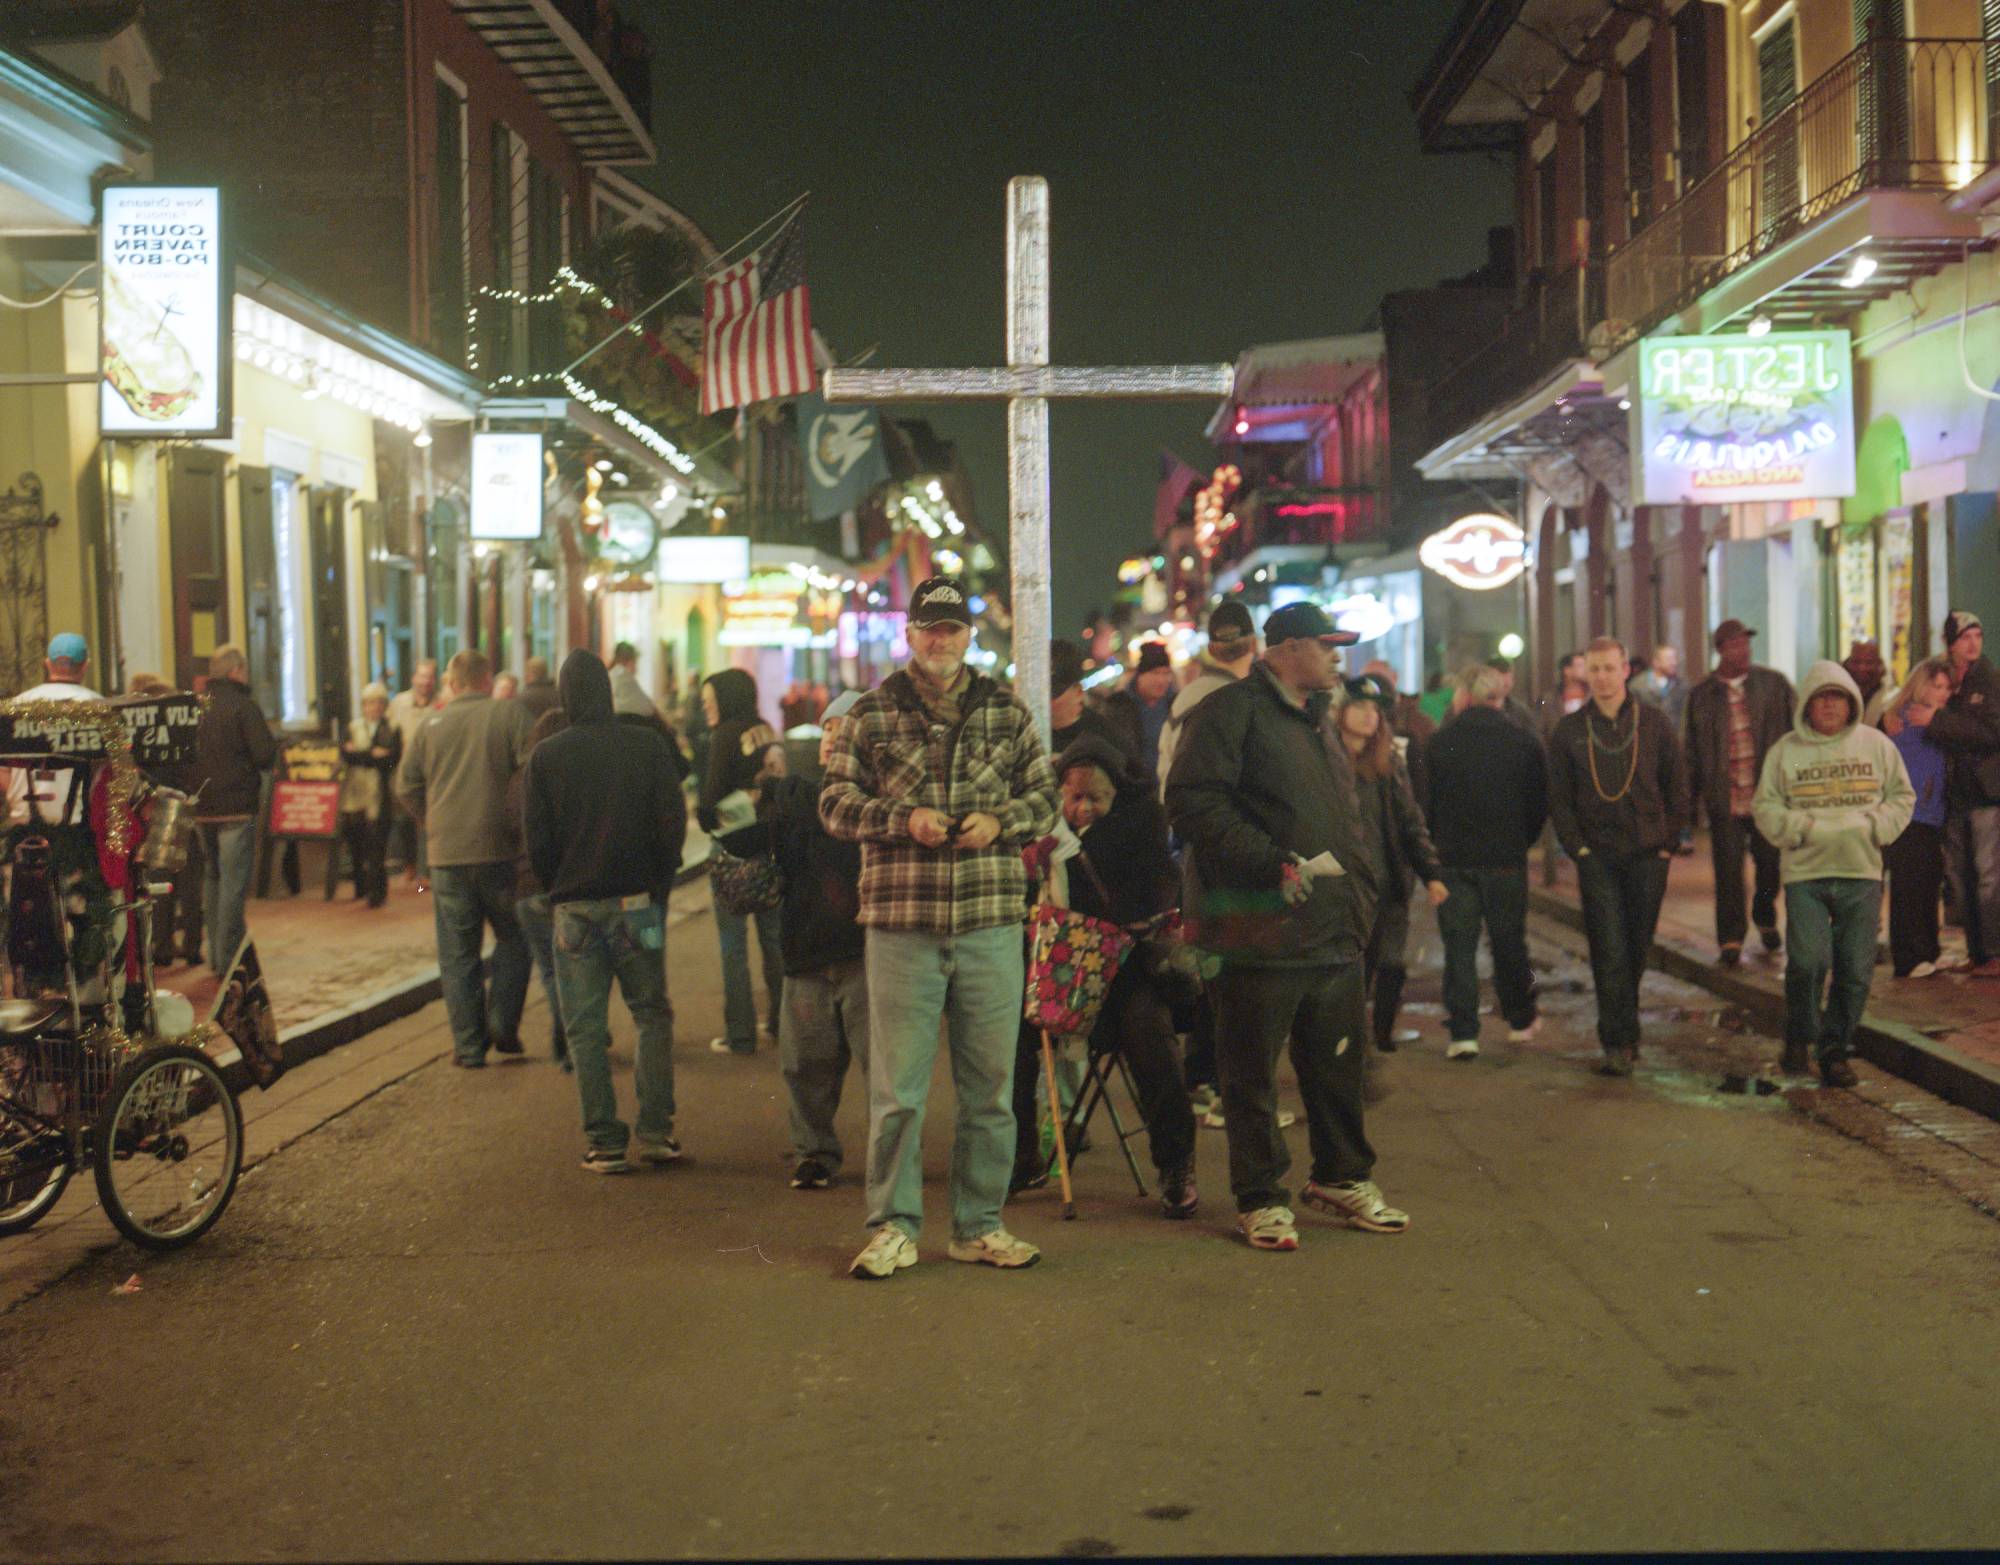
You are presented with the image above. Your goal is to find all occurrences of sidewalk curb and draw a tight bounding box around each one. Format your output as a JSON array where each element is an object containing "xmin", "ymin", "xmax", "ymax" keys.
[
  {"xmin": 1528, "ymin": 887, "xmax": 2000, "ymax": 1124},
  {"xmin": 270, "ymin": 853, "xmax": 712, "ymax": 1075}
]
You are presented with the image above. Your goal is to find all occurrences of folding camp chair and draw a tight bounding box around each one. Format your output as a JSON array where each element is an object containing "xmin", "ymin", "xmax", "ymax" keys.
[{"xmin": 1054, "ymin": 1038, "xmax": 1150, "ymax": 1198}]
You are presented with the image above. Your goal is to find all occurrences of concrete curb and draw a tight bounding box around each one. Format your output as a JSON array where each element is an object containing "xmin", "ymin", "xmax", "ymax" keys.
[
  {"xmin": 271, "ymin": 852, "xmax": 712, "ymax": 1075},
  {"xmin": 1528, "ymin": 887, "xmax": 2000, "ymax": 1124}
]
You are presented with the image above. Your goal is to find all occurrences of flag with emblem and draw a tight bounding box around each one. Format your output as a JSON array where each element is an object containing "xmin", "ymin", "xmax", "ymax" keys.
[{"xmin": 701, "ymin": 210, "xmax": 815, "ymax": 416}]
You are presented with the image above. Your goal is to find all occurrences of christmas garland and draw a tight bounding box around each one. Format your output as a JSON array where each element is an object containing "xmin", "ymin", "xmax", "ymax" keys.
[{"xmin": 0, "ymin": 697, "xmax": 147, "ymax": 860}]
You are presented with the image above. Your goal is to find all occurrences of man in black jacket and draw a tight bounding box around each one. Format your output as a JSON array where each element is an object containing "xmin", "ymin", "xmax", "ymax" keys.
[
  {"xmin": 193, "ymin": 644, "xmax": 278, "ymax": 976},
  {"xmin": 1684, "ymin": 619, "xmax": 1794, "ymax": 965},
  {"xmin": 1929, "ymin": 611, "xmax": 2000, "ymax": 976},
  {"xmin": 1166, "ymin": 602, "xmax": 1406, "ymax": 1252},
  {"xmin": 1425, "ymin": 664, "xmax": 1548, "ymax": 1061},
  {"xmin": 741, "ymin": 689, "xmax": 870, "ymax": 1189},
  {"xmin": 1548, "ymin": 636, "xmax": 1691, "ymax": 1076},
  {"xmin": 524, "ymin": 650, "xmax": 687, "ymax": 1173}
]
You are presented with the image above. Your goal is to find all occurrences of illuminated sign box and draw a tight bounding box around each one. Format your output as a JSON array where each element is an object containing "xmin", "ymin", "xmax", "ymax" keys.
[
  {"xmin": 658, "ymin": 535, "xmax": 750, "ymax": 583},
  {"xmin": 99, "ymin": 185, "xmax": 230, "ymax": 439},
  {"xmin": 1420, "ymin": 514, "xmax": 1526, "ymax": 591},
  {"xmin": 470, "ymin": 432, "xmax": 545, "ymax": 539},
  {"xmin": 1634, "ymin": 330, "xmax": 1855, "ymax": 506}
]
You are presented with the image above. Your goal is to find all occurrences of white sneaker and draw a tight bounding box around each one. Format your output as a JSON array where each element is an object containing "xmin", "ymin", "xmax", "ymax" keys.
[
  {"xmin": 1390, "ymin": 1028, "xmax": 1422, "ymax": 1046},
  {"xmin": 946, "ymin": 1228, "xmax": 1040, "ymax": 1268},
  {"xmin": 708, "ymin": 1037, "xmax": 752, "ymax": 1055},
  {"xmin": 1907, "ymin": 961, "xmax": 1939, "ymax": 979},
  {"xmin": 1299, "ymin": 1177, "xmax": 1410, "ymax": 1233},
  {"xmin": 1446, "ymin": 1038, "xmax": 1480, "ymax": 1060},
  {"xmin": 849, "ymin": 1227, "xmax": 917, "ymax": 1279},
  {"xmin": 633, "ymin": 1134, "xmax": 682, "ymax": 1165},
  {"xmin": 1237, "ymin": 1205, "xmax": 1299, "ymax": 1250},
  {"xmin": 1505, "ymin": 1018, "xmax": 1541, "ymax": 1043},
  {"xmin": 1201, "ymin": 1107, "xmax": 1296, "ymax": 1130}
]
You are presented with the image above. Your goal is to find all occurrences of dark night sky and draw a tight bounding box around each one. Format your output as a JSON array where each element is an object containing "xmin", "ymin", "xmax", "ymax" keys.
[{"xmin": 627, "ymin": 0, "xmax": 1510, "ymax": 634}]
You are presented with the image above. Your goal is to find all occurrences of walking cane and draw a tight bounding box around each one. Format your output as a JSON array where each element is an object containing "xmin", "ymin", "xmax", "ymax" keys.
[{"xmin": 1039, "ymin": 1028, "xmax": 1077, "ymax": 1220}]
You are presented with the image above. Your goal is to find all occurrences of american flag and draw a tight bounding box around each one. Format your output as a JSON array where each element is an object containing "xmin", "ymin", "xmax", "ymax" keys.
[{"xmin": 701, "ymin": 211, "xmax": 814, "ymax": 415}]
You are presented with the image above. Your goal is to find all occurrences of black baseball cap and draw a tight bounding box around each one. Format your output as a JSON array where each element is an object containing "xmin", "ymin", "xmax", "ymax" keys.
[
  {"xmin": 908, "ymin": 576, "xmax": 973, "ymax": 627},
  {"xmin": 1206, "ymin": 602, "xmax": 1255, "ymax": 642},
  {"xmin": 1263, "ymin": 602, "xmax": 1361, "ymax": 648}
]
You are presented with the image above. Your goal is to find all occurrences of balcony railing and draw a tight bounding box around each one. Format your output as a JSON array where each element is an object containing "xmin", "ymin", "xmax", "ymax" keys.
[
  {"xmin": 1425, "ymin": 263, "xmax": 1601, "ymax": 448},
  {"xmin": 1605, "ymin": 37, "xmax": 1991, "ymax": 345}
]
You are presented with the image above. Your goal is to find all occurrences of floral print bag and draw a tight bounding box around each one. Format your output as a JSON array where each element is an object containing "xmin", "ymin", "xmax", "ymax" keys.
[{"xmin": 1024, "ymin": 900, "xmax": 1134, "ymax": 1039}]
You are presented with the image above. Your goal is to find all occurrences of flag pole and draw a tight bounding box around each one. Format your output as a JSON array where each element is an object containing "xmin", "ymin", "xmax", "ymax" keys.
[{"xmin": 556, "ymin": 189, "xmax": 809, "ymax": 381}]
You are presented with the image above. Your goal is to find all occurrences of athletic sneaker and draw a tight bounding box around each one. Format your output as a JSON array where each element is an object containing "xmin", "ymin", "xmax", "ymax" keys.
[
  {"xmin": 1298, "ymin": 1177, "xmax": 1409, "ymax": 1233},
  {"xmin": 1187, "ymin": 1084, "xmax": 1220, "ymax": 1116},
  {"xmin": 1505, "ymin": 1018, "xmax": 1541, "ymax": 1043},
  {"xmin": 850, "ymin": 1226, "xmax": 917, "ymax": 1279},
  {"xmin": 789, "ymin": 1157, "xmax": 831, "ymax": 1189},
  {"xmin": 581, "ymin": 1148, "xmax": 632, "ymax": 1175},
  {"xmin": 708, "ymin": 1037, "xmax": 754, "ymax": 1055},
  {"xmin": 1237, "ymin": 1205, "xmax": 1299, "ymax": 1250},
  {"xmin": 947, "ymin": 1228, "xmax": 1041, "ymax": 1268},
  {"xmin": 1445, "ymin": 1038, "xmax": 1480, "ymax": 1060},
  {"xmin": 1202, "ymin": 1107, "xmax": 1295, "ymax": 1130},
  {"xmin": 1389, "ymin": 1027, "xmax": 1422, "ymax": 1047},
  {"xmin": 633, "ymin": 1135, "xmax": 683, "ymax": 1165},
  {"xmin": 1906, "ymin": 961, "xmax": 1939, "ymax": 979}
]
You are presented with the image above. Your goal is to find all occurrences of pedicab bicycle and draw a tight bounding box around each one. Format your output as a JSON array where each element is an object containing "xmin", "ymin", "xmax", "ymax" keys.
[{"xmin": 0, "ymin": 690, "xmax": 284, "ymax": 1250}]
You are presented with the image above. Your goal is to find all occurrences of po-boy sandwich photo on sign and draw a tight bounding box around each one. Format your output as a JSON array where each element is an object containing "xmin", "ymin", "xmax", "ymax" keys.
[{"xmin": 98, "ymin": 185, "xmax": 231, "ymax": 439}]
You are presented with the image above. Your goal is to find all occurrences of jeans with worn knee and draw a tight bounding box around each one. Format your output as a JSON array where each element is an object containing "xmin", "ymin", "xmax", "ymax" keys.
[
  {"xmin": 715, "ymin": 900, "xmax": 783, "ymax": 1051},
  {"xmin": 516, "ymin": 893, "xmax": 567, "ymax": 1063},
  {"xmin": 200, "ymin": 820, "xmax": 256, "ymax": 977},
  {"xmin": 430, "ymin": 860, "xmax": 531, "ymax": 1065},
  {"xmin": 553, "ymin": 896, "xmax": 675, "ymax": 1153},
  {"xmin": 863, "ymin": 923, "xmax": 1023, "ymax": 1243},
  {"xmin": 1783, "ymin": 877, "xmax": 1882, "ymax": 1062}
]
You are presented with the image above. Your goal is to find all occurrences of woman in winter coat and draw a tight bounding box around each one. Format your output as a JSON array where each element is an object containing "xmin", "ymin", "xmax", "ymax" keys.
[
  {"xmin": 1338, "ymin": 681, "xmax": 1449, "ymax": 1079},
  {"xmin": 1032, "ymin": 733, "xmax": 1200, "ymax": 1218},
  {"xmin": 338, "ymin": 682, "xmax": 402, "ymax": 907},
  {"xmin": 698, "ymin": 668, "xmax": 783, "ymax": 1054}
]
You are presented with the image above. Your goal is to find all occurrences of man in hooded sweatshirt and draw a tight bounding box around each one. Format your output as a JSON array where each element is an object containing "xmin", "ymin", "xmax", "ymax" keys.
[
  {"xmin": 1752, "ymin": 660, "xmax": 1914, "ymax": 1087},
  {"xmin": 525, "ymin": 650, "xmax": 688, "ymax": 1171}
]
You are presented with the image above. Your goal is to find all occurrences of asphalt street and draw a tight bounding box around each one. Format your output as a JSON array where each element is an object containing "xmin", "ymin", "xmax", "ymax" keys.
[{"xmin": 2, "ymin": 894, "xmax": 1997, "ymax": 1559}]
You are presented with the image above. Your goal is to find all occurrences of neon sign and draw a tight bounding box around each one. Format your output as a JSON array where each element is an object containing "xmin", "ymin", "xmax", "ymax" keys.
[
  {"xmin": 1420, "ymin": 514, "xmax": 1526, "ymax": 591},
  {"xmin": 1634, "ymin": 329, "xmax": 1855, "ymax": 504}
]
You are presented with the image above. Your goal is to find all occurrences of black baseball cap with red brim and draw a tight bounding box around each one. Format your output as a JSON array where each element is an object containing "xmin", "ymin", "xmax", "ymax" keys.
[{"xmin": 1264, "ymin": 602, "xmax": 1361, "ymax": 647}]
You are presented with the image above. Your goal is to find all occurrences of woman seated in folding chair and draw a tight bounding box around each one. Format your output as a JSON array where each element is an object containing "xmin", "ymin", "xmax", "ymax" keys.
[{"xmin": 1037, "ymin": 733, "xmax": 1201, "ymax": 1218}]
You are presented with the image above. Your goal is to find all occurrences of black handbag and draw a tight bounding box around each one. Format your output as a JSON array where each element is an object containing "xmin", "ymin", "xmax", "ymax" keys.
[{"xmin": 709, "ymin": 820, "xmax": 781, "ymax": 917}]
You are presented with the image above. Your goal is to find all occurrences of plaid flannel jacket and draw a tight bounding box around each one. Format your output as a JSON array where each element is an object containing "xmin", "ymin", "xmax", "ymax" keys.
[{"xmin": 819, "ymin": 669, "xmax": 1058, "ymax": 934}]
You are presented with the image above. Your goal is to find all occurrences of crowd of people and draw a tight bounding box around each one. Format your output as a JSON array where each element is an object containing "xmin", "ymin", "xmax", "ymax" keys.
[{"xmin": 6, "ymin": 587, "xmax": 1994, "ymax": 1277}]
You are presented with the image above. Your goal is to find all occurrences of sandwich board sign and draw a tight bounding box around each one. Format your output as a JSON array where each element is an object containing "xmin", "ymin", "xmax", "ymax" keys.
[{"xmin": 99, "ymin": 185, "xmax": 232, "ymax": 439}]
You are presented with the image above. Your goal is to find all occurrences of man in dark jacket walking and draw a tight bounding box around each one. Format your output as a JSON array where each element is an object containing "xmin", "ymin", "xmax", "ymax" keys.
[
  {"xmin": 1684, "ymin": 619, "xmax": 1794, "ymax": 965},
  {"xmin": 1928, "ymin": 610, "xmax": 2000, "ymax": 976},
  {"xmin": 524, "ymin": 650, "xmax": 687, "ymax": 1172},
  {"xmin": 193, "ymin": 644, "xmax": 277, "ymax": 976},
  {"xmin": 396, "ymin": 649, "xmax": 536, "ymax": 1069},
  {"xmin": 1166, "ymin": 602, "xmax": 1406, "ymax": 1252},
  {"xmin": 1425, "ymin": 664, "xmax": 1548, "ymax": 1059},
  {"xmin": 1548, "ymin": 636, "xmax": 1691, "ymax": 1075}
]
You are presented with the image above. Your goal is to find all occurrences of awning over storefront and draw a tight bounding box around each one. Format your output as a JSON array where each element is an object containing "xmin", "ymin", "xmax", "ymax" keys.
[{"xmin": 478, "ymin": 393, "xmax": 734, "ymax": 495}]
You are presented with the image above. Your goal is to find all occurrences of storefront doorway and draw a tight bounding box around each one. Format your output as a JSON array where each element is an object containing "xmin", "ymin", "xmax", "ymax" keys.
[
  {"xmin": 168, "ymin": 449, "xmax": 229, "ymax": 690},
  {"xmin": 311, "ymin": 488, "xmax": 351, "ymax": 732}
]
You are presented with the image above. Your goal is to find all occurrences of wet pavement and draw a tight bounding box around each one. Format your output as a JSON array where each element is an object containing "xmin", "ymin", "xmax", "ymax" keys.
[{"xmin": 2, "ymin": 891, "xmax": 1997, "ymax": 1558}]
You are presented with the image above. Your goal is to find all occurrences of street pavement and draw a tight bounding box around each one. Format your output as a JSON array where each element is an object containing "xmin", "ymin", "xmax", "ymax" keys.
[{"xmin": 3, "ymin": 888, "xmax": 1998, "ymax": 1559}]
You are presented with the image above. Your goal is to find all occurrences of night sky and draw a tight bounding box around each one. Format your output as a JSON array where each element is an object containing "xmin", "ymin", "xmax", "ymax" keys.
[{"xmin": 629, "ymin": 0, "xmax": 1511, "ymax": 634}]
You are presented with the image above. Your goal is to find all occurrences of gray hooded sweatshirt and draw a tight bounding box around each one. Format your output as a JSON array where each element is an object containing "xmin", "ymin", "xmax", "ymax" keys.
[{"xmin": 1751, "ymin": 659, "xmax": 1915, "ymax": 884}]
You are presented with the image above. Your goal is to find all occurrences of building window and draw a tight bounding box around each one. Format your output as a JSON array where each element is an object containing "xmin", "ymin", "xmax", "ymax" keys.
[{"xmin": 432, "ymin": 74, "xmax": 468, "ymax": 363}]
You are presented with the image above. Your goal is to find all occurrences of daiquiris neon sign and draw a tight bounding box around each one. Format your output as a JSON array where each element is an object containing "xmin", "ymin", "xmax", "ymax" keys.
[{"xmin": 1633, "ymin": 329, "xmax": 1855, "ymax": 505}]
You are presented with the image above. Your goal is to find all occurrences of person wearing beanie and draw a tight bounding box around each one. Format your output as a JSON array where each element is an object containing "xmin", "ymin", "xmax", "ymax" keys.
[
  {"xmin": 1752, "ymin": 661, "xmax": 1914, "ymax": 1083},
  {"xmin": 1048, "ymin": 638, "xmax": 1133, "ymax": 763},
  {"xmin": 1100, "ymin": 640, "xmax": 1177, "ymax": 780},
  {"xmin": 338, "ymin": 682, "xmax": 402, "ymax": 907},
  {"xmin": 1928, "ymin": 610, "xmax": 2000, "ymax": 975}
]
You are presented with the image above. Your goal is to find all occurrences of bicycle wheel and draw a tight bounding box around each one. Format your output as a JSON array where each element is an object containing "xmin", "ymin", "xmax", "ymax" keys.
[
  {"xmin": 0, "ymin": 1108, "xmax": 72, "ymax": 1235},
  {"xmin": 93, "ymin": 1044, "xmax": 242, "ymax": 1250}
]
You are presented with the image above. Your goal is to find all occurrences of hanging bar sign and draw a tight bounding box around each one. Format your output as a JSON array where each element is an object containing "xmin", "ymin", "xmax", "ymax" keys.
[{"xmin": 98, "ymin": 185, "xmax": 231, "ymax": 439}]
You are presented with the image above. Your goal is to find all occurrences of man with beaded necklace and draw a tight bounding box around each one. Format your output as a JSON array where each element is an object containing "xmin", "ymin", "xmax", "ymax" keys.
[{"xmin": 1546, "ymin": 636, "xmax": 1691, "ymax": 1076}]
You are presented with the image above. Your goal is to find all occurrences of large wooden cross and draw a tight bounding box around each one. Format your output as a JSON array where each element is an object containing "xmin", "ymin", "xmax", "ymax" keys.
[{"xmin": 823, "ymin": 176, "xmax": 1234, "ymax": 742}]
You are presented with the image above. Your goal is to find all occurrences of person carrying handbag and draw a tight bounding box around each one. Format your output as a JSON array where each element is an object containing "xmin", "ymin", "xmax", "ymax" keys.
[{"xmin": 697, "ymin": 669, "xmax": 783, "ymax": 1052}]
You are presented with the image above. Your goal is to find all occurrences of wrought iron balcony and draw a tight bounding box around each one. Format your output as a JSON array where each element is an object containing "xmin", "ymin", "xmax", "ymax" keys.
[
  {"xmin": 448, "ymin": 0, "xmax": 655, "ymax": 165},
  {"xmin": 1604, "ymin": 37, "xmax": 1991, "ymax": 346}
]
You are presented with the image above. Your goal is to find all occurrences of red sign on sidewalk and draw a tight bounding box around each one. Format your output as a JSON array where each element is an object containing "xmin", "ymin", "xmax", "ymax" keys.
[{"xmin": 269, "ymin": 780, "xmax": 340, "ymax": 840}]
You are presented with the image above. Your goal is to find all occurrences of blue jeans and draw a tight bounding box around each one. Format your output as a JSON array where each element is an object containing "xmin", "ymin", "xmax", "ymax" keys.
[
  {"xmin": 200, "ymin": 821, "xmax": 256, "ymax": 976},
  {"xmin": 715, "ymin": 901, "xmax": 783, "ymax": 1051},
  {"xmin": 516, "ymin": 893, "xmax": 567, "ymax": 1063},
  {"xmin": 431, "ymin": 861, "xmax": 531, "ymax": 1065},
  {"xmin": 1575, "ymin": 851, "xmax": 1670, "ymax": 1054},
  {"xmin": 863, "ymin": 923, "xmax": 1024, "ymax": 1242},
  {"xmin": 1783, "ymin": 878, "xmax": 1882, "ymax": 1062},
  {"xmin": 552, "ymin": 896, "xmax": 676, "ymax": 1153}
]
